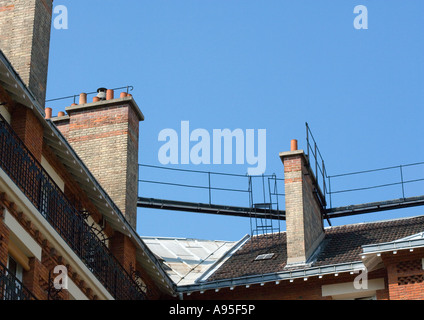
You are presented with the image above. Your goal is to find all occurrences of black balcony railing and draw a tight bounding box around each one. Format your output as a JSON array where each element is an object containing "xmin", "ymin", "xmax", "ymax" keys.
[
  {"xmin": 0, "ymin": 113, "xmax": 146, "ymax": 300},
  {"xmin": 0, "ymin": 261, "xmax": 36, "ymax": 300}
]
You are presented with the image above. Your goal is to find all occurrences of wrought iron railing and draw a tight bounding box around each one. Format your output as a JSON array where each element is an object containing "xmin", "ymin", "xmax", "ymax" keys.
[
  {"xmin": 0, "ymin": 113, "xmax": 146, "ymax": 300},
  {"xmin": 0, "ymin": 261, "xmax": 36, "ymax": 300}
]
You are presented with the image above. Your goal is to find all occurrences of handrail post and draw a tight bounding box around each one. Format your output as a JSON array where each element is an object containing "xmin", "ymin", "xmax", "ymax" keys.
[
  {"xmin": 400, "ymin": 165, "xmax": 405, "ymax": 199},
  {"xmin": 208, "ymin": 172, "xmax": 211, "ymax": 205},
  {"xmin": 306, "ymin": 122, "xmax": 309, "ymax": 158},
  {"xmin": 328, "ymin": 175, "xmax": 332, "ymax": 209},
  {"xmin": 314, "ymin": 142, "xmax": 318, "ymax": 184},
  {"xmin": 322, "ymin": 159, "xmax": 326, "ymax": 206}
]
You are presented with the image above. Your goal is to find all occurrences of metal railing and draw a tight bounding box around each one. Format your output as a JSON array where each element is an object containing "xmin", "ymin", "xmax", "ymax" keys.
[
  {"xmin": 139, "ymin": 163, "xmax": 285, "ymax": 208},
  {"xmin": 327, "ymin": 162, "xmax": 424, "ymax": 209},
  {"xmin": 45, "ymin": 86, "xmax": 134, "ymax": 105},
  {"xmin": 0, "ymin": 261, "xmax": 36, "ymax": 300},
  {"xmin": 305, "ymin": 122, "xmax": 328, "ymax": 207},
  {"xmin": 305, "ymin": 123, "xmax": 424, "ymax": 210},
  {"xmin": 0, "ymin": 113, "xmax": 146, "ymax": 300},
  {"xmin": 138, "ymin": 164, "xmax": 286, "ymax": 237}
]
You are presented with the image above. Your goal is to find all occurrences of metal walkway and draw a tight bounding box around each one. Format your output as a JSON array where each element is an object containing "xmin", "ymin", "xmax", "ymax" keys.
[
  {"xmin": 138, "ymin": 197, "xmax": 285, "ymax": 220},
  {"xmin": 326, "ymin": 195, "xmax": 424, "ymax": 218},
  {"xmin": 137, "ymin": 160, "xmax": 424, "ymax": 223},
  {"xmin": 138, "ymin": 195, "xmax": 424, "ymax": 220},
  {"xmin": 138, "ymin": 124, "xmax": 424, "ymax": 232}
]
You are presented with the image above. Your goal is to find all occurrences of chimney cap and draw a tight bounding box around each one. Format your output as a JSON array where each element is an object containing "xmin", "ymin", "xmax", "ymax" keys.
[{"xmin": 97, "ymin": 87, "xmax": 107, "ymax": 100}]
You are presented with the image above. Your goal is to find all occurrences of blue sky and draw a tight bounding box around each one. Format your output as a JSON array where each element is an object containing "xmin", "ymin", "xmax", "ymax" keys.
[{"xmin": 46, "ymin": 1, "xmax": 424, "ymax": 241}]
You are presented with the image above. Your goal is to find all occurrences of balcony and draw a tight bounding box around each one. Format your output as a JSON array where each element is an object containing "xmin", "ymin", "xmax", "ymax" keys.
[
  {"xmin": 0, "ymin": 261, "xmax": 36, "ymax": 300},
  {"xmin": 0, "ymin": 113, "xmax": 146, "ymax": 300}
]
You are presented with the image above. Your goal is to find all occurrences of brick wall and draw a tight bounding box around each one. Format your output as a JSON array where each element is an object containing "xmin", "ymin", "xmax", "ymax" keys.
[
  {"xmin": 0, "ymin": 0, "xmax": 53, "ymax": 106},
  {"xmin": 281, "ymin": 151, "xmax": 324, "ymax": 265},
  {"xmin": 0, "ymin": 206, "xmax": 9, "ymax": 267},
  {"xmin": 11, "ymin": 104, "xmax": 44, "ymax": 161},
  {"xmin": 382, "ymin": 248, "xmax": 424, "ymax": 300},
  {"xmin": 109, "ymin": 231, "xmax": 136, "ymax": 273},
  {"xmin": 56, "ymin": 101, "xmax": 141, "ymax": 229},
  {"xmin": 23, "ymin": 257, "xmax": 47, "ymax": 300}
]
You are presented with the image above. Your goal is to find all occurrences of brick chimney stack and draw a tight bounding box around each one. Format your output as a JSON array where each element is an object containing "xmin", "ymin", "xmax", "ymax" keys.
[
  {"xmin": 280, "ymin": 140, "xmax": 325, "ymax": 266},
  {"xmin": 52, "ymin": 90, "xmax": 144, "ymax": 229},
  {"xmin": 0, "ymin": 0, "xmax": 53, "ymax": 107}
]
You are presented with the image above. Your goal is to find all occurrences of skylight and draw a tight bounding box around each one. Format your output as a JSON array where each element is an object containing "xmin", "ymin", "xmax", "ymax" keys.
[{"xmin": 255, "ymin": 253, "xmax": 275, "ymax": 261}]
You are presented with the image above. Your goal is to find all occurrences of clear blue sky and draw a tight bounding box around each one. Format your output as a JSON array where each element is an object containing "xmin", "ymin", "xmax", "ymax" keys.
[{"xmin": 46, "ymin": 0, "xmax": 424, "ymax": 241}]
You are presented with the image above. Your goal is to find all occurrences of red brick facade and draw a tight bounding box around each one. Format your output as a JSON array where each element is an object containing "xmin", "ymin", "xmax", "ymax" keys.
[
  {"xmin": 109, "ymin": 231, "xmax": 137, "ymax": 273},
  {"xmin": 11, "ymin": 105, "xmax": 44, "ymax": 161},
  {"xmin": 383, "ymin": 248, "xmax": 424, "ymax": 300}
]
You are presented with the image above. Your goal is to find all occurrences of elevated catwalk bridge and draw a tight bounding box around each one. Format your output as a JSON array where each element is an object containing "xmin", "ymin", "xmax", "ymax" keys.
[
  {"xmin": 137, "ymin": 124, "xmax": 424, "ymax": 234},
  {"xmin": 137, "ymin": 164, "xmax": 424, "ymax": 220}
]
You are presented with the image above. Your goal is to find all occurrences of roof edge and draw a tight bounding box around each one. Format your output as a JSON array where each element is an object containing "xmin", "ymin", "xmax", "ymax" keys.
[{"xmin": 177, "ymin": 261, "xmax": 366, "ymax": 294}]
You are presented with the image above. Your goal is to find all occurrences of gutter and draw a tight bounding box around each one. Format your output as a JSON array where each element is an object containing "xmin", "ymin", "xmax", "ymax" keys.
[
  {"xmin": 177, "ymin": 261, "xmax": 366, "ymax": 294},
  {"xmin": 361, "ymin": 236, "xmax": 424, "ymax": 256},
  {"xmin": 0, "ymin": 49, "xmax": 45, "ymax": 117}
]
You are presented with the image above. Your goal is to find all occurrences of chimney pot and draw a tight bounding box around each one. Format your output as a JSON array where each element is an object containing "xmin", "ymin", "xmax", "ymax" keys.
[
  {"xmin": 106, "ymin": 89, "xmax": 114, "ymax": 100},
  {"xmin": 79, "ymin": 93, "xmax": 87, "ymax": 105},
  {"xmin": 291, "ymin": 140, "xmax": 298, "ymax": 151},
  {"xmin": 58, "ymin": 111, "xmax": 65, "ymax": 117},
  {"xmin": 45, "ymin": 108, "xmax": 52, "ymax": 119},
  {"xmin": 120, "ymin": 92, "xmax": 128, "ymax": 98},
  {"xmin": 93, "ymin": 96, "xmax": 100, "ymax": 103}
]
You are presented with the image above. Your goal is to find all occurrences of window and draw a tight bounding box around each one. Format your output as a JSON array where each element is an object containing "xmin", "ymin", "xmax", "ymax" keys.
[
  {"xmin": 7, "ymin": 255, "xmax": 23, "ymax": 282},
  {"xmin": 3, "ymin": 255, "xmax": 24, "ymax": 300}
]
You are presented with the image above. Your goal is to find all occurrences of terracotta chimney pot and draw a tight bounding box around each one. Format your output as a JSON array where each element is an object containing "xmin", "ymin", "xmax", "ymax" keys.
[
  {"xmin": 79, "ymin": 93, "xmax": 87, "ymax": 105},
  {"xmin": 45, "ymin": 108, "xmax": 52, "ymax": 119},
  {"xmin": 106, "ymin": 89, "xmax": 114, "ymax": 100},
  {"xmin": 291, "ymin": 139, "xmax": 298, "ymax": 151}
]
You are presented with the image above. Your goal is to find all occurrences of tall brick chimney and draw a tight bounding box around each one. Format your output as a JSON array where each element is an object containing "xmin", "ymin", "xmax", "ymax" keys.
[
  {"xmin": 52, "ymin": 90, "xmax": 144, "ymax": 229},
  {"xmin": 0, "ymin": 0, "xmax": 53, "ymax": 107},
  {"xmin": 280, "ymin": 140, "xmax": 325, "ymax": 266}
]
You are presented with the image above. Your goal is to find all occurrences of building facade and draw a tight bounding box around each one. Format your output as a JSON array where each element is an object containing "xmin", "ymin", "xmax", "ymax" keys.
[
  {"xmin": 0, "ymin": 0, "xmax": 174, "ymax": 300},
  {"xmin": 1, "ymin": 0, "xmax": 424, "ymax": 301}
]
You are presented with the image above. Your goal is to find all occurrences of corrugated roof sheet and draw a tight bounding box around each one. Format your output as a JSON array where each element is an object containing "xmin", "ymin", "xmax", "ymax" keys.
[{"xmin": 141, "ymin": 237, "xmax": 238, "ymax": 286}]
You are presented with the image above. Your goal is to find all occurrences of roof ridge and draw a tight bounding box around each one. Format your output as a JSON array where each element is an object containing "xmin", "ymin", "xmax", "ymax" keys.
[{"xmin": 324, "ymin": 214, "xmax": 424, "ymax": 231}]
